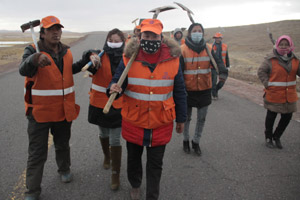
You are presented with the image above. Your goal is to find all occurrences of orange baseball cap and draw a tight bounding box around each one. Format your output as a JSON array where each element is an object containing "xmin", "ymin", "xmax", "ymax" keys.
[
  {"xmin": 135, "ymin": 25, "xmax": 141, "ymax": 30},
  {"xmin": 213, "ymin": 32, "xmax": 223, "ymax": 38},
  {"xmin": 140, "ymin": 19, "xmax": 163, "ymax": 35},
  {"xmin": 40, "ymin": 16, "xmax": 64, "ymax": 29}
]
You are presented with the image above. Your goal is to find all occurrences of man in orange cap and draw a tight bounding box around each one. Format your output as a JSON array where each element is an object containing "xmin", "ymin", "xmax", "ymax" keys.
[
  {"xmin": 211, "ymin": 32, "xmax": 230, "ymax": 100},
  {"xmin": 19, "ymin": 15, "xmax": 100, "ymax": 200},
  {"xmin": 108, "ymin": 18, "xmax": 187, "ymax": 200}
]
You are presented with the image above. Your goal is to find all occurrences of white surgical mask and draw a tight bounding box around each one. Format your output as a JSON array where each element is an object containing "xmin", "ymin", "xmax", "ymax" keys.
[
  {"xmin": 107, "ymin": 41, "xmax": 123, "ymax": 49},
  {"xmin": 191, "ymin": 32, "xmax": 203, "ymax": 43}
]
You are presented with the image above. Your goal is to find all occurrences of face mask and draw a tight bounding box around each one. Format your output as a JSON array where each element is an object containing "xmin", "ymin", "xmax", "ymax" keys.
[
  {"xmin": 191, "ymin": 32, "xmax": 203, "ymax": 43},
  {"xmin": 140, "ymin": 39, "xmax": 161, "ymax": 54},
  {"xmin": 276, "ymin": 48, "xmax": 290, "ymax": 56},
  {"xmin": 107, "ymin": 41, "xmax": 123, "ymax": 49}
]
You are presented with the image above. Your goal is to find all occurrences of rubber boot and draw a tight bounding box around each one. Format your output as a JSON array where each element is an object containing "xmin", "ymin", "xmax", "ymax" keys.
[
  {"xmin": 100, "ymin": 137, "xmax": 110, "ymax": 169},
  {"xmin": 110, "ymin": 146, "xmax": 122, "ymax": 190},
  {"xmin": 191, "ymin": 140, "xmax": 201, "ymax": 156}
]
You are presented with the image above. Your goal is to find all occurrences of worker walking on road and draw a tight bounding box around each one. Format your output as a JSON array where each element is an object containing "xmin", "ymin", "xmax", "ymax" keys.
[
  {"xmin": 180, "ymin": 23, "xmax": 225, "ymax": 156},
  {"xmin": 108, "ymin": 19, "xmax": 187, "ymax": 200},
  {"xmin": 258, "ymin": 35, "xmax": 300, "ymax": 149},
  {"xmin": 87, "ymin": 28, "xmax": 125, "ymax": 190},
  {"xmin": 19, "ymin": 15, "xmax": 100, "ymax": 200},
  {"xmin": 211, "ymin": 32, "xmax": 230, "ymax": 100}
]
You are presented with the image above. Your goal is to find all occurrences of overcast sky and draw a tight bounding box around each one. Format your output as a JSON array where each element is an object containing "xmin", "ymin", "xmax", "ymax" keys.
[{"xmin": 1, "ymin": 0, "xmax": 300, "ymax": 33}]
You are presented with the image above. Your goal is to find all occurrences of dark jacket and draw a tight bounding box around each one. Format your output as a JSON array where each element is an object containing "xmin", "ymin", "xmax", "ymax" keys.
[{"xmin": 19, "ymin": 40, "xmax": 90, "ymax": 77}]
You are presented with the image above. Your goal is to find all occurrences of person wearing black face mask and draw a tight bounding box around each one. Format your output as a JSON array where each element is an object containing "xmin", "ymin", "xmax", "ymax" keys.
[
  {"xmin": 87, "ymin": 28, "xmax": 125, "ymax": 191},
  {"xmin": 107, "ymin": 19, "xmax": 187, "ymax": 200}
]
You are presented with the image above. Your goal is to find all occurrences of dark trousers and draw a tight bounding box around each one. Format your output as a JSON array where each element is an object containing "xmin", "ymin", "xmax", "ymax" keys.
[
  {"xmin": 25, "ymin": 114, "xmax": 72, "ymax": 197},
  {"xmin": 265, "ymin": 109, "xmax": 293, "ymax": 139},
  {"xmin": 211, "ymin": 68, "xmax": 226, "ymax": 97},
  {"xmin": 126, "ymin": 141, "xmax": 166, "ymax": 200}
]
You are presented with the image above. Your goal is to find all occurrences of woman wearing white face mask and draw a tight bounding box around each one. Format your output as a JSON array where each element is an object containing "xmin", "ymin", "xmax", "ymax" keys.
[
  {"xmin": 258, "ymin": 35, "xmax": 300, "ymax": 149},
  {"xmin": 180, "ymin": 23, "xmax": 225, "ymax": 156},
  {"xmin": 87, "ymin": 28, "xmax": 125, "ymax": 190}
]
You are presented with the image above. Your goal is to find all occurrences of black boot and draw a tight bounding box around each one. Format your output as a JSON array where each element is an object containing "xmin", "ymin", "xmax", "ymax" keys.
[
  {"xmin": 191, "ymin": 140, "xmax": 201, "ymax": 156},
  {"xmin": 183, "ymin": 141, "xmax": 190, "ymax": 153},
  {"xmin": 265, "ymin": 138, "xmax": 274, "ymax": 148},
  {"xmin": 273, "ymin": 138, "xmax": 283, "ymax": 149}
]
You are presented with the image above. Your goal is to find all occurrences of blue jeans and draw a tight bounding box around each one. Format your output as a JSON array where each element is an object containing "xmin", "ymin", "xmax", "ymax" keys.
[
  {"xmin": 98, "ymin": 126, "xmax": 121, "ymax": 146},
  {"xmin": 183, "ymin": 106, "xmax": 209, "ymax": 143}
]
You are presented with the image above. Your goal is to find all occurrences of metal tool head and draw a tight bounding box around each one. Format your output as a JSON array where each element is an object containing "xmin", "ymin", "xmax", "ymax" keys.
[
  {"xmin": 174, "ymin": 2, "xmax": 194, "ymax": 15},
  {"xmin": 132, "ymin": 18, "xmax": 139, "ymax": 26},
  {"xmin": 174, "ymin": 2, "xmax": 195, "ymax": 23},
  {"xmin": 149, "ymin": 5, "xmax": 176, "ymax": 19},
  {"xmin": 20, "ymin": 20, "xmax": 40, "ymax": 32}
]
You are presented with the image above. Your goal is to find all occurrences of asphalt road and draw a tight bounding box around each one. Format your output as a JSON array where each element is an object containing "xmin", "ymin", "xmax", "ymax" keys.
[{"xmin": 1, "ymin": 33, "xmax": 299, "ymax": 200}]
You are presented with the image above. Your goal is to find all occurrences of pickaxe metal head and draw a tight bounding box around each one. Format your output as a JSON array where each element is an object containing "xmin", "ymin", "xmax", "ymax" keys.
[
  {"xmin": 174, "ymin": 2, "xmax": 195, "ymax": 23},
  {"xmin": 149, "ymin": 5, "xmax": 176, "ymax": 19},
  {"xmin": 132, "ymin": 18, "xmax": 139, "ymax": 26},
  {"xmin": 20, "ymin": 20, "xmax": 40, "ymax": 32}
]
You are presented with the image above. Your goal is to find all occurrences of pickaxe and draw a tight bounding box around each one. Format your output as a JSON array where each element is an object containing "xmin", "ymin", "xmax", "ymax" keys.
[
  {"xmin": 103, "ymin": 5, "xmax": 176, "ymax": 114},
  {"xmin": 20, "ymin": 20, "xmax": 40, "ymax": 53},
  {"xmin": 149, "ymin": 5, "xmax": 176, "ymax": 19},
  {"xmin": 267, "ymin": 27, "xmax": 276, "ymax": 45},
  {"xmin": 132, "ymin": 18, "xmax": 139, "ymax": 26},
  {"xmin": 174, "ymin": 2, "xmax": 194, "ymax": 23},
  {"xmin": 174, "ymin": 2, "xmax": 219, "ymax": 73}
]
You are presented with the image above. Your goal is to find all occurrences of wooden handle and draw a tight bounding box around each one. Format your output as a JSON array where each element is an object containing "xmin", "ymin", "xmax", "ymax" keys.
[
  {"xmin": 205, "ymin": 44, "xmax": 219, "ymax": 74},
  {"xmin": 81, "ymin": 63, "xmax": 90, "ymax": 72},
  {"xmin": 103, "ymin": 50, "xmax": 139, "ymax": 114}
]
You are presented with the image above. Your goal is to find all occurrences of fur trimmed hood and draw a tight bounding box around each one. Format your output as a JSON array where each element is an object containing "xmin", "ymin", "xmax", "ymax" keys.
[{"xmin": 124, "ymin": 36, "xmax": 181, "ymax": 58}]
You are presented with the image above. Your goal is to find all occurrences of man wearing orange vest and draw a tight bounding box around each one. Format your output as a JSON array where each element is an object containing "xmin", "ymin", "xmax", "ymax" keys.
[
  {"xmin": 258, "ymin": 35, "xmax": 300, "ymax": 149},
  {"xmin": 19, "ymin": 16, "xmax": 100, "ymax": 200},
  {"xmin": 211, "ymin": 32, "xmax": 230, "ymax": 100},
  {"xmin": 108, "ymin": 19, "xmax": 187, "ymax": 200}
]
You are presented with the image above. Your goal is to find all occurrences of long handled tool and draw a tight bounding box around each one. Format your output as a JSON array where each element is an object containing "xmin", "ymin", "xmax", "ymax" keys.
[
  {"xmin": 267, "ymin": 27, "xmax": 276, "ymax": 45},
  {"xmin": 21, "ymin": 20, "xmax": 40, "ymax": 53},
  {"xmin": 81, "ymin": 50, "xmax": 105, "ymax": 72},
  {"xmin": 174, "ymin": 2, "xmax": 219, "ymax": 73},
  {"xmin": 103, "ymin": 5, "xmax": 176, "ymax": 114}
]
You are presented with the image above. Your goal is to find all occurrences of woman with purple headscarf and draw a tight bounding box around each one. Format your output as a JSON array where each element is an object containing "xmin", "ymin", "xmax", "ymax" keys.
[{"xmin": 258, "ymin": 35, "xmax": 300, "ymax": 149}]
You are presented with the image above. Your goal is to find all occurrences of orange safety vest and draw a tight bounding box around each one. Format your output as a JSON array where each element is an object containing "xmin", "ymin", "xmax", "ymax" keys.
[
  {"xmin": 181, "ymin": 44, "xmax": 212, "ymax": 91},
  {"xmin": 89, "ymin": 53, "xmax": 123, "ymax": 109},
  {"xmin": 212, "ymin": 43, "xmax": 227, "ymax": 64},
  {"xmin": 122, "ymin": 56, "xmax": 179, "ymax": 130},
  {"xmin": 24, "ymin": 46, "xmax": 80, "ymax": 122},
  {"xmin": 265, "ymin": 58, "xmax": 299, "ymax": 103}
]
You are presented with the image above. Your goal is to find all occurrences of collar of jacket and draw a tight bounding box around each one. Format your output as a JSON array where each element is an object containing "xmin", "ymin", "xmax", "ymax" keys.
[
  {"xmin": 124, "ymin": 37, "xmax": 181, "ymax": 62},
  {"xmin": 38, "ymin": 40, "xmax": 69, "ymax": 56}
]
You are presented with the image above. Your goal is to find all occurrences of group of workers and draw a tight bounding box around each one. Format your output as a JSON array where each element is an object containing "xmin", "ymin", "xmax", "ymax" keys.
[{"xmin": 19, "ymin": 15, "xmax": 299, "ymax": 200}]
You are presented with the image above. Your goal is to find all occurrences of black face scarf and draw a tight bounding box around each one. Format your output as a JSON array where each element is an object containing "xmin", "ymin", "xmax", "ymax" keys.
[
  {"xmin": 103, "ymin": 42, "xmax": 124, "ymax": 75},
  {"xmin": 140, "ymin": 39, "xmax": 161, "ymax": 54}
]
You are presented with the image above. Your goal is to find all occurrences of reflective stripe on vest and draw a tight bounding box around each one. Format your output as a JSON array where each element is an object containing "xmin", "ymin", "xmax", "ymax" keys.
[
  {"xmin": 268, "ymin": 81, "xmax": 297, "ymax": 87},
  {"xmin": 124, "ymin": 90, "xmax": 173, "ymax": 101},
  {"xmin": 30, "ymin": 86, "xmax": 74, "ymax": 96},
  {"xmin": 184, "ymin": 56, "xmax": 210, "ymax": 62},
  {"xmin": 184, "ymin": 68, "xmax": 211, "ymax": 75},
  {"xmin": 91, "ymin": 83, "xmax": 106, "ymax": 93},
  {"xmin": 128, "ymin": 77, "xmax": 174, "ymax": 87}
]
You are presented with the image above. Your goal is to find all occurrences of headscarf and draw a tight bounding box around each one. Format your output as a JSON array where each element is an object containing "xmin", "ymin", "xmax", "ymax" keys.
[{"xmin": 275, "ymin": 35, "xmax": 295, "ymax": 56}]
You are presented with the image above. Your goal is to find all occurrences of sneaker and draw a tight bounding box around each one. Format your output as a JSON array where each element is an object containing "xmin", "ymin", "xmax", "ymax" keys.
[
  {"xmin": 265, "ymin": 138, "xmax": 274, "ymax": 148},
  {"xmin": 130, "ymin": 188, "xmax": 140, "ymax": 200},
  {"xmin": 61, "ymin": 172, "xmax": 72, "ymax": 183},
  {"xmin": 274, "ymin": 138, "xmax": 283, "ymax": 149}
]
